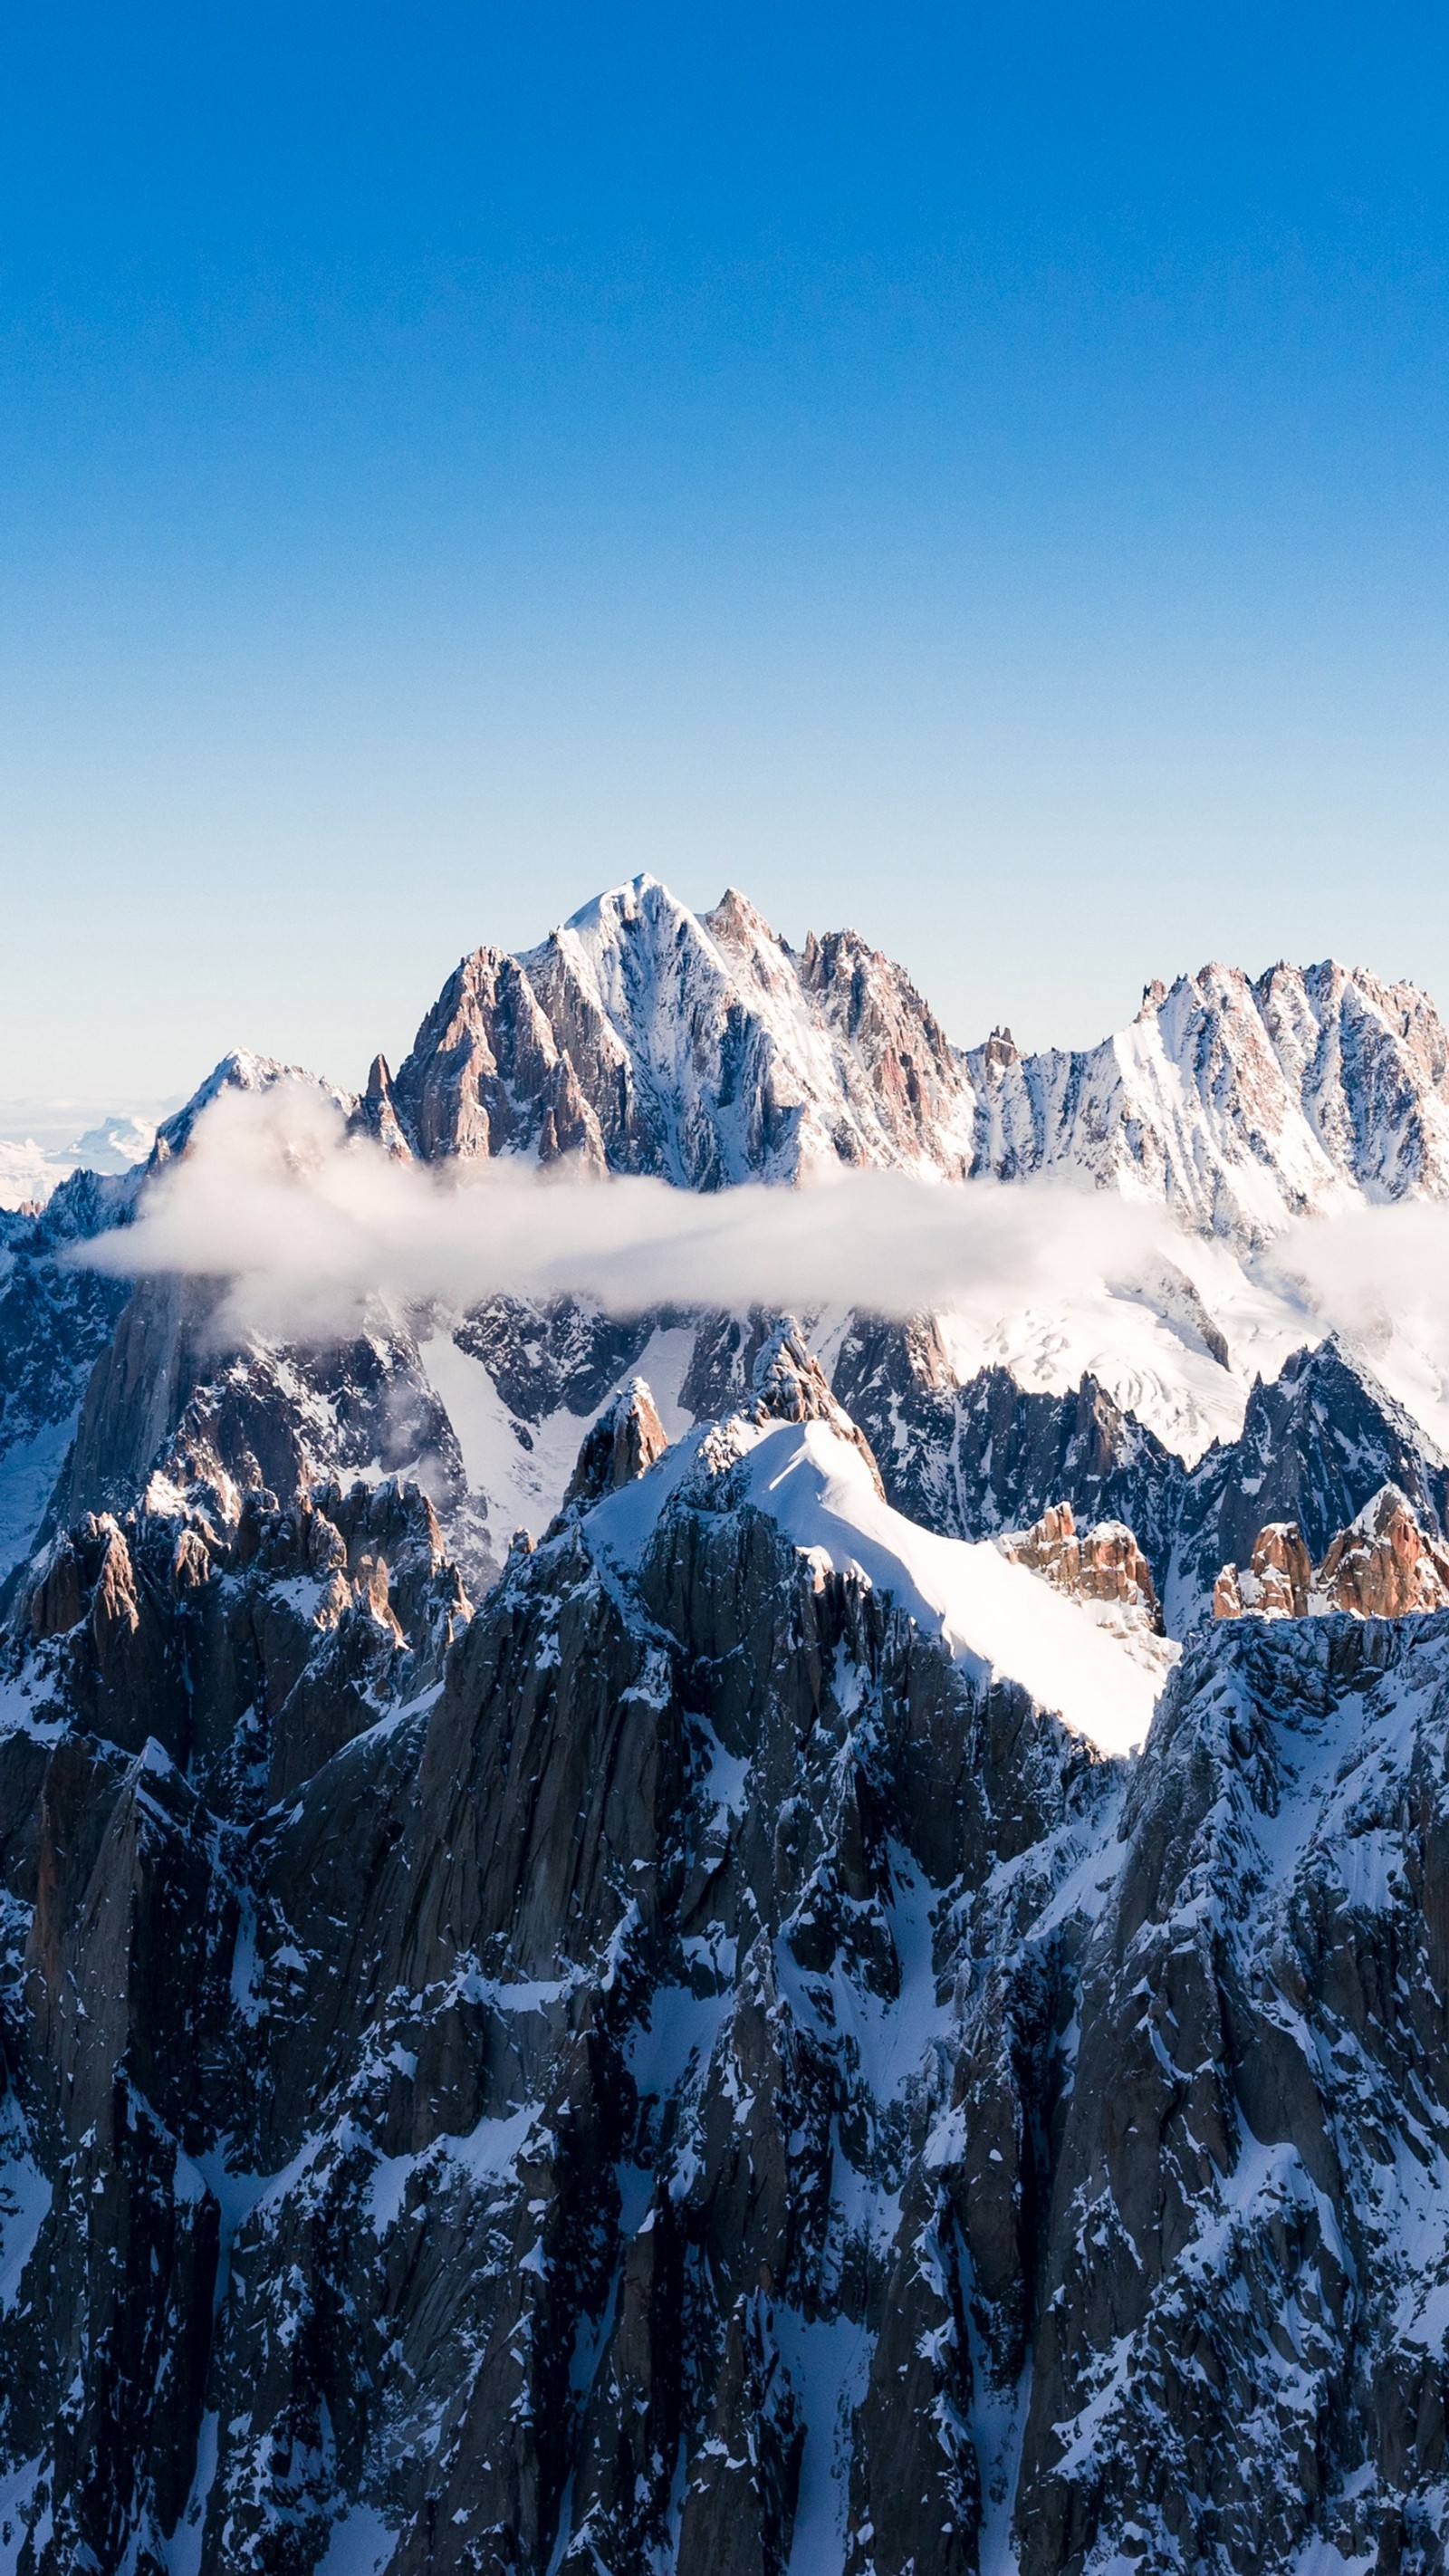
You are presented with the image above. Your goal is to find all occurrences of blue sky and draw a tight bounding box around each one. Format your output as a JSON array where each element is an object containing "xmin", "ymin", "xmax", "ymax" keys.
[{"xmin": 3, "ymin": 2, "xmax": 1448, "ymax": 1107}]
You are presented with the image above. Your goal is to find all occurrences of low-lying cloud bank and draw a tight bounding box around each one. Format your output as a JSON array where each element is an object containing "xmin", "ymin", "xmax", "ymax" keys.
[
  {"xmin": 71, "ymin": 1081, "xmax": 1449, "ymax": 1396},
  {"xmin": 74, "ymin": 1082, "xmax": 1183, "ymax": 1340}
]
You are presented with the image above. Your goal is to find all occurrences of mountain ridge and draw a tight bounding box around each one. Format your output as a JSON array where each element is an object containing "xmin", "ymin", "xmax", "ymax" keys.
[
  {"xmin": 6, "ymin": 875, "xmax": 1449, "ymax": 1608},
  {"xmin": 372, "ymin": 873, "xmax": 1449, "ymax": 1244},
  {"xmin": 1, "ymin": 1330, "xmax": 1448, "ymax": 2569},
  {"xmin": 5, "ymin": 880, "xmax": 1449, "ymax": 2568}
]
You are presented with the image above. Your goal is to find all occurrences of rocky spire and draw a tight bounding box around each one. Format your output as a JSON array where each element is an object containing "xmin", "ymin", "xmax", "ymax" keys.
[
  {"xmin": 1000, "ymin": 1499, "xmax": 1162, "ymax": 1630},
  {"xmin": 748, "ymin": 1321, "xmax": 888, "ymax": 1497},
  {"xmin": 1213, "ymin": 1484, "xmax": 1449, "ymax": 1620},
  {"xmin": 1212, "ymin": 1519, "xmax": 1312, "ymax": 1618},
  {"xmin": 562, "ymin": 1378, "xmax": 669, "ymax": 1510},
  {"xmin": 350, "ymin": 1053, "xmax": 412, "ymax": 1158},
  {"xmin": 1316, "ymin": 1482, "xmax": 1449, "ymax": 1614}
]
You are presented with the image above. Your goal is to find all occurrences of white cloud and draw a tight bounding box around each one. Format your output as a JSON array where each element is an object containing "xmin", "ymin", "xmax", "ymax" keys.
[
  {"xmin": 71, "ymin": 1082, "xmax": 1449, "ymax": 1471},
  {"xmin": 74, "ymin": 1080, "xmax": 1176, "ymax": 1340}
]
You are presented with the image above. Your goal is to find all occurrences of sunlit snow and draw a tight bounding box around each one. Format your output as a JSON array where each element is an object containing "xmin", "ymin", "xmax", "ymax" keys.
[{"xmin": 593, "ymin": 1415, "xmax": 1169, "ymax": 1755}]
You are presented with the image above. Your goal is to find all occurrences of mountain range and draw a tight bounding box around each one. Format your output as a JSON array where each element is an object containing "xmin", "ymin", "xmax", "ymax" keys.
[{"xmin": 2, "ymin": 877, "xmax": 1449, "ymax": 2572}]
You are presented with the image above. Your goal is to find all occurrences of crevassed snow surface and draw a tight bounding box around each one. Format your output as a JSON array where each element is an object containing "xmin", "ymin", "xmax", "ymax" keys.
[{"xmin": 592, "ymin": 1418, "xmax": 1167, "ymax": 1757}]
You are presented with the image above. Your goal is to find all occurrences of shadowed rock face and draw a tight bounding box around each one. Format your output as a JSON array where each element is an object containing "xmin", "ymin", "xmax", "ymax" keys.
[
  {"xmin": 2, "ymin": 1367, "xmax": 1449, "ymax": 2572},
  {"xmin": 1010, "ymin": 1610, "xmax": 1449, "ymax": 2576},
  {"xmin": 0, "ymin": 1169, "xmax": 136, "ymax": 1584}
]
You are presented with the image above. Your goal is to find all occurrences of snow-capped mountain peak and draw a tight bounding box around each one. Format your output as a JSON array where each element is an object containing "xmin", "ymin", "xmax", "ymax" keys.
[
  {"xmin": 381, "ymin": 882, "xmax": 1449, "ymax": 1252},
  {"xmin": 966, "ymin": 952, "xmax": 1449, "ymax": 1242},
  {"xmin": 389, "ymin": 871, "xmax": 978, "ymax": 1187}
]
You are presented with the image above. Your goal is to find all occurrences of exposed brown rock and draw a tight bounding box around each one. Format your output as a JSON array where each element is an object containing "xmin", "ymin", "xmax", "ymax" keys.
[
  {"xmin": 1214, "ymin": 1485, "xmax": 1449, "ymax": 1623},
  {"xmin": 27, "ymin": 1536, "xmax": 85, "ymax": 1639},
  {"xmin": 1316, "ymin": 1482, "xmax": 1449, "ymax": 1616},
  {"xmin": 562, "ymin": 1379, "xmax": 670, "ymax": 1510},
  {"xmin": 1213, "ymin": 1561, "xmax": 1243, "ymax": 1619},
  {"xmin": 1213, "ymin": 1518, "xmax": 1312, "ymax": 1618},
  {"xmin": 1001, "ymin": 1500, "xmax": 1162, "ymax": 1629},
  {"xmin": 351, "ymin": 1053, "xmax": 413, "ymax": 1158}
]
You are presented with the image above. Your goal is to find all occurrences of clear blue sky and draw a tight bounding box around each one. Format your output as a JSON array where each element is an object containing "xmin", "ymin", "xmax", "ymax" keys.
[{"xmin": 3, "ymin": 2, "xmax": 1448, "ymax": 1106}]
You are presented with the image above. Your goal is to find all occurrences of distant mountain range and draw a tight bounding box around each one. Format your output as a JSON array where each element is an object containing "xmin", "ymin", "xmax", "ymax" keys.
[
  {"xmin": 0, "ymin": 1111, "xmax": 158, "ymax": 1210},
  {"xmin": 3, "ymin": 879, "xmax": 1449, "ymax": 2572}
]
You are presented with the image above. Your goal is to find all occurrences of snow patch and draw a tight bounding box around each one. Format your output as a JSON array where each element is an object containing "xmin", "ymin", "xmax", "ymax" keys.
[{"xmin": 314, "ymin": 2503, "xmax": 398, "ymax": 2574}]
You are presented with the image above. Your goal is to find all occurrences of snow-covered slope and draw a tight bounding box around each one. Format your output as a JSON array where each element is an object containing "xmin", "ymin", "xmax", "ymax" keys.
[
  {"xmin": 964, "ymin": 956, "xmax": 1449, "ymax": 1244},
  {"xmin": 387, "ymin": 875, "xmax": 979, "ymax": 1185},
  {"xmin": 385, "ymin": 879, "xmax": 1449, "ymax": 1250},
  {"xmin": 0, "ymin": 1116, "xmax": 156, "ymax": 1212},
  {"xmin": 591, "ymin": 1408, "xmax": 1170, "ymax": 1754}
]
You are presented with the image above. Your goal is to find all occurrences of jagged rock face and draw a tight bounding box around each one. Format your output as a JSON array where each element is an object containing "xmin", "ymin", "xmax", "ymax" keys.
[
  {"xmin": 1213, "ymin": 1516, "xmax": 1314, "ymax": 1617},
  {"xmin": 12, "ymin": 889, "xmax": 1449, "ymax": 1635},
  {"xmin": 61, "ymin": 1279, "xmax": 479, "ymax": 1574},
  {"xmin": 0, "ymin": 1052, "xmax": 362, "ymax": 1592},
  {"xmin": 11, "ymin": 1469, "xmax": 466, "ymax": 1804},
  {"xmin": 388, "ymin": 883, "xmax": 1449, "ymax": 1239},
  {"xmin": 836, "ymin": 1330, "xmax": 1449, "ymax": 1642},
  {"xmin": 5, "ymin": 1383, "xmax": 1449, "ymax": 2571},
  {"xmin": 1000, "ymin": 1501, "xmax": 1161, "ymax": 1629},
  {"xmin": 0, "ymin": 1171, "xmax": 135, "ymax": 1583},
  {"xmin": 389, "ymin": 876, "xmax": 980, "ymax": 1186},
  {"xmin": 561, "ymin": 1377, "xmax": 669, "ymax": 1508},
  {"xmin": 1318, "ymin": 1482, "xmax": 1449, "ymax": 1615},
  {"xmin": 1198, "ymin": 1338, "xmax": 1449, "ymax": 1562},
  {"xmin": 451, "ymin": 1293, "xmax": 657, "ymax": 1424},
  {"xmin": 1012, "ymin": 1611, "xmax": 1449, "ymax": 2574},
  {"xmin": 1164, "ymin": 1337, "xmax": 1449, "ymax": 1633},
  {"xmin": 389, "ymin": 945, "xmax": 609, "ymax": 1168},
  {"xmin": 0, "ymin": 1399, "xmax": 1110, "ymax": 2574},
  {"xmin": 804, "ymin": 1329, "xmax": 1449, "ymax": 1645},
  {"xmin": 964, "ymin": 954, "xmax": 1449, "ymax": 1243},
  {"xmin": 1214, "ymin": 1481, "xmax": 1449, "ymax": 1625},
  {"xmin": 830, "ymin": 1336, "xmax": 1178, "ymax": 1559}
]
